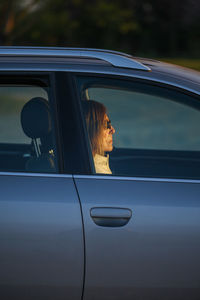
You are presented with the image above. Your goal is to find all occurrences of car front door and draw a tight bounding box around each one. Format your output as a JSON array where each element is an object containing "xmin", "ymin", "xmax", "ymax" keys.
[
  {"xmin": 0, "ymin": 73, "xmax": 84, "ymax": 300},
  {"xmin": 74, "ymin": 74, "xmax": 200, "ymax": 300}
]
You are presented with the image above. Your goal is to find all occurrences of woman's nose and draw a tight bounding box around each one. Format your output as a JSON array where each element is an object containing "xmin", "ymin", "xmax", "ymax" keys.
[{"xmin": 110, "ymin": 125, "xmax": 115, "ymax": 134}]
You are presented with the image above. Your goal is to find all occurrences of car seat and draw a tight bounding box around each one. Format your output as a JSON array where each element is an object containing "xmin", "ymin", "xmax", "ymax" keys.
[{"xmin": 21, "ymin": 97, "xmax": 56, "ymax": 173}]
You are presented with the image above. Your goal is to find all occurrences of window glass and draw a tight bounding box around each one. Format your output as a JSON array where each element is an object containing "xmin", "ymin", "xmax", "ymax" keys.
[
  {"xmin": 88, "ymin": 87, "xmax": 200, "ymax": 151},
  {"xmin": 0, "ymin": 83, "xmax": 58, "ymax": 173},
  {"xmin": 78, "ymin": 76, "xmax": 200, "ymax": 179}
]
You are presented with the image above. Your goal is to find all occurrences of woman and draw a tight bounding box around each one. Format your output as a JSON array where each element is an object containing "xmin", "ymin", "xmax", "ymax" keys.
[{"xmin": 82, "ymin": 100, "xmax": 115, "ymax": 174}]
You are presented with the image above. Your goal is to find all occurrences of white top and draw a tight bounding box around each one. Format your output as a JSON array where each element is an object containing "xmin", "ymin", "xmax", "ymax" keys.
[{"xmin": 93, "ymin": 154, "xmax": 112, "ymax": 174}]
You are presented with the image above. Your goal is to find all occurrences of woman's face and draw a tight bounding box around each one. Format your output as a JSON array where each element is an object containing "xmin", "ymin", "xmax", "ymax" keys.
[{"xmin": 101, "ymin": 114, "xmax": 115, "ymax": 153}]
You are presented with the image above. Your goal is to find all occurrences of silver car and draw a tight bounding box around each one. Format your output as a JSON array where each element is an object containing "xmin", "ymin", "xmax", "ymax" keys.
[{"xmin": 0, "ymin": 47, "xmax": 200, "ymax": 300}]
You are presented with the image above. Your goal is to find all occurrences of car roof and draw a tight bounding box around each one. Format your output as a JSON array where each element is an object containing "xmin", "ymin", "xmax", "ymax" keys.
[
  {"xmin": 0, "ymin": 46, "xmax": 199, "ymax": 95},
  {"xmin": 137, "ymin": 57, "xmax": 200, "ymax": 85}
]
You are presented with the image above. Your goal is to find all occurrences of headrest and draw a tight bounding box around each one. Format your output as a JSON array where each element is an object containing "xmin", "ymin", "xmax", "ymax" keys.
[{"xmin": 21, "ymin": 97, "xmax": 52, "ymax": 139}]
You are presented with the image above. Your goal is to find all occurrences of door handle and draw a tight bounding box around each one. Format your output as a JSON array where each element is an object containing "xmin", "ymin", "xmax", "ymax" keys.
[{"xmin": 90, "ymin": 207, "xmax": 132, "ymax": 227}]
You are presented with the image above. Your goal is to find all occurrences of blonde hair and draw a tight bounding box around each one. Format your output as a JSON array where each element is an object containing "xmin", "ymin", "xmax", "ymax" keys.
[{"xmin": 82, "ymin": 100, "xmax": 106, "ymax": 156}]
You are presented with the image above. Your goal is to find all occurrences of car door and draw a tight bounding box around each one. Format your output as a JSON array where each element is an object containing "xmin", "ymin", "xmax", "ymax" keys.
[
  {"xmin": 0, "ymin": 73, "xmax": 84, "ymax": 300},
  {"xmin": 73, "ymin": 74, "xmax": 200, "ymax": 300}
]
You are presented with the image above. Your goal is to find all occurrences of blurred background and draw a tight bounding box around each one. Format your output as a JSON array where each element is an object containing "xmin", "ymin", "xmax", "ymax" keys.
[{"xmin": 0, "ymin": 0, "xmax": 199, "ymax": 70}]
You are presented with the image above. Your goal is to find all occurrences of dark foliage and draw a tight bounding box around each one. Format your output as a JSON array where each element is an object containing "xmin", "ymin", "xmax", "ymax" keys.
[{"xmin": 0, "ymin": 0, "xmax": 199, "ymax": 57}]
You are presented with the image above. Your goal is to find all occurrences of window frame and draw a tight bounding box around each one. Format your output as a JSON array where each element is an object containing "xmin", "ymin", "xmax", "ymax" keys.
[
  {"xmin": 73, "ymin": 72, "xmax": 200, "ymax": 179},
  {"xmin": 53, "ymin": 72, "xmax": 94, "ymax": 175}
]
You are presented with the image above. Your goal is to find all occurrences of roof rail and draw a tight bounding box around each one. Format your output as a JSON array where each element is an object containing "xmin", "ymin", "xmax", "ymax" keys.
[{"xmin": 0, "ymin": 47, "xmax": 151, "ymax": 71}]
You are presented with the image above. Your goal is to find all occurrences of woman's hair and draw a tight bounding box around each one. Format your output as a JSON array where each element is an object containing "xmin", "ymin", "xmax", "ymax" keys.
[{"xmin": 82, "ymin": 100, "xmax": 106, "ymax": 156}]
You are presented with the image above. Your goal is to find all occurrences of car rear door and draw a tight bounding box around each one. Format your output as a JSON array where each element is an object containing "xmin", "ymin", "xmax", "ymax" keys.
[
  {"xmin": 74, "ymin": 74, "xmax": 200, "ymax": 300},
  {"xmin": 0, "ymin": 72, "xmax": 84, "ymax": 300}
]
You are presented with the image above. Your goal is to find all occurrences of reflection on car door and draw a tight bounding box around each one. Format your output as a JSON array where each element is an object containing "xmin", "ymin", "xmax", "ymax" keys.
[
  {"xmin": 0, "ymin": 174, "xmax": 84, "ymax": 300},
  {"xmin": 75, "ymin": 175, "xmax": 200, "ymax": 300}
]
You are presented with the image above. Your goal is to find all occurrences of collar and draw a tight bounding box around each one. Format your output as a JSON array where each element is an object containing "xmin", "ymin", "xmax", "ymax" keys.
[{"xmin": 93, "ymin": 154, "xmax": 112, "ymax": 174}]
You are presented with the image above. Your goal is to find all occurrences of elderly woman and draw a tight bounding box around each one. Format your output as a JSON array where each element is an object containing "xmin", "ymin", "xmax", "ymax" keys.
[{"xmin": 82, "ymin": 100, "xmax": 115, "ymax": 174}]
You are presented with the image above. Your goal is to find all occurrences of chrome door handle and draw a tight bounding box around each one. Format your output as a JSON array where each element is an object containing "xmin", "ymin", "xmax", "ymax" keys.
[{"xmin": 90, "ymin": 207, "xmax": 132, "ymax": 227}]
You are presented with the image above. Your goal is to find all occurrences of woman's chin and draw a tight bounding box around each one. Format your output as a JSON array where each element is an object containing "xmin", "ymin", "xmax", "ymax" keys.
[{"xmin": 106, "ymin": 146, "xmax": 113, "ymax": 152}]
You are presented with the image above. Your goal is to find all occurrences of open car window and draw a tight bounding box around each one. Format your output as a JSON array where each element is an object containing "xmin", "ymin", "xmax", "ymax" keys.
[
  {"xmin": 0, "ymin": 78, "xmax": 58, "ymax": 173},
  {"xmin": 77, "ymin": 75, "xmax": 200, "ymax": 179}
]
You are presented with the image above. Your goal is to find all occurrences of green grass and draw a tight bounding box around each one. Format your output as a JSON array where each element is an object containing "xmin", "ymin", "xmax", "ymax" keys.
[{"xmin": 158, "ymin": 58, "xmax": 200, "ymax": 72}]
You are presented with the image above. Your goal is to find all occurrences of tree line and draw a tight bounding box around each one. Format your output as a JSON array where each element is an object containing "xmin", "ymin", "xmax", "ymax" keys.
[{"xmin": 0, "ymin": 0, "xmax": 199, "ymax": 58}]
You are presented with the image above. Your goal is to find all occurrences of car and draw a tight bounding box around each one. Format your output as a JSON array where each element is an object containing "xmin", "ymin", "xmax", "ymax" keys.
[{"xmin": 0, "ymin": 46, "xmax": 200, "ymax": 300}]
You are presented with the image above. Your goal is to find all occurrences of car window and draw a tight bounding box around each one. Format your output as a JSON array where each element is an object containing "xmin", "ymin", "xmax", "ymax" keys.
[
  {"xmin": 77, "ymin": 76, "xmax": 200, "ymax": 179},
  {"xmin": 0, "ymin": 80, "xmax": 58, "ymax": 173},
  {"xmin": 88, "ymin": 87, "xmax": 200, "ymax": 151}
]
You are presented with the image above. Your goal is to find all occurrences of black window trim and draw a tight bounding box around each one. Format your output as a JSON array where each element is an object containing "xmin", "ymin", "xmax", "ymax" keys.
[
  {"xmin": 53, "ymin": 71, "xmax": 94, "ymax": 175},
  {"xmin": 74, "ymin": 72, "xmax": 200, "ymax": 107}
]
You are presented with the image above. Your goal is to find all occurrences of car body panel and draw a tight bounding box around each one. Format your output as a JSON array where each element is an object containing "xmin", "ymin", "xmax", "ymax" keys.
[
  {"xmin": 0, "ymin": 173, "xmax": 84, "ymax": 300},
  {"xmin": 74, "ymin": 175, "xmax": 200, "ymax": 300}
]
